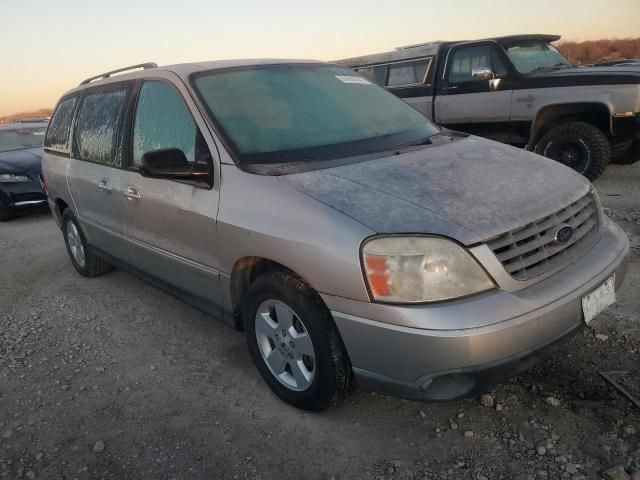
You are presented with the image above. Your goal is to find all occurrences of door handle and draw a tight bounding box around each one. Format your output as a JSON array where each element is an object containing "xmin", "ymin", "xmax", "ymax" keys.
[
  {"xmin": 97, "ymin": 179, "xmax": 112, "ymax": 194},
  {"xmin": 123, "ymin": 185, "xmax": 141, "ymax": 204}
]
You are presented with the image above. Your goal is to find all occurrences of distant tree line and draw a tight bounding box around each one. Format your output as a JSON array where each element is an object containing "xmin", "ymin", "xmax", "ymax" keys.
[
  {"xmin": 556, "ymin": 38, "xmax": 640, "ymax": 65},
  {"xmin": 0, "ymin": 108, "xmax": 53, "ymax": 124}
]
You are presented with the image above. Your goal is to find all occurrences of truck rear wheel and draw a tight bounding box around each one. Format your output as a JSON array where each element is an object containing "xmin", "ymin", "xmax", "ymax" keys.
[{"xmin": 534, "ymin": 121, "xmax": 610, "ymax": 181}]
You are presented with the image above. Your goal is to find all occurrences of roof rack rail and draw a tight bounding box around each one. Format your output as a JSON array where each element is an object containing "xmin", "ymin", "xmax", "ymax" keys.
[
  {"xmin": 79, "ymin": 62, "xmax": 158, "ymax": 86},
  {"xmin": 395, "ymin": 41, "xmax": 441, "ymax": 50}
]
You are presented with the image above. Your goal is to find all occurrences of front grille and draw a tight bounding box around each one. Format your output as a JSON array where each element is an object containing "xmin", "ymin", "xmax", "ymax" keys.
[{"xmin": 486, "ymin": 193, "xmax": 600, "ymax": 280}]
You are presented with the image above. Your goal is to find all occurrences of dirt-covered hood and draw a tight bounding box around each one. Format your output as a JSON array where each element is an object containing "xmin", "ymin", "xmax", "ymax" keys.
[
  {"xmin": 0, "ymin": 147, "xmax": 43, "ymax": 179},
  {"xmin": 280, "ymin": 136, "xmax": 592, "ymax": 245}
]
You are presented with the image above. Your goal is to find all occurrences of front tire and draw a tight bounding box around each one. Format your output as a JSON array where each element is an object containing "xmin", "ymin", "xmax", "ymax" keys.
[
  {"xmin": 62, "ymin": 210, "xmax": 112, "ymax": 277},
  {"xmin": 243, "ymin": 271, "xmax": 354, "ymax": 411},
  {"xmin": 534, "ymin": 121, "xmax": 610, "ymax": 181}
]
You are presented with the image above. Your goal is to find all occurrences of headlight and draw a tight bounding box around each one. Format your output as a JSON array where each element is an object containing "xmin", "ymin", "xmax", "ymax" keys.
[
  {"xmin": 0, "ymin": 174, "xmax": 30, "ymax": 183},
  {"xmin": 362, "ymin": 236, "xmax": 495, "ymax": 303}
]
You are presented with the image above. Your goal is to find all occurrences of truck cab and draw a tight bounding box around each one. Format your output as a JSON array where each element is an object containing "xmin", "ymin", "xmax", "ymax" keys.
[{"xmin": 338, "ymin": 34, "xmax": 640, "ymax": 180}]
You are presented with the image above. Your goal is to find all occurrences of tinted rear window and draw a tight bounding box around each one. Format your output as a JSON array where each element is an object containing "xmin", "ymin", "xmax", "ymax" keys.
[
  {"xmin": 44, "ymin": 96, "xmax": 78, "ymax": 154},
  {"xmin": 74, "ymin": 86, "xmax": 130, "ymax": 166}
]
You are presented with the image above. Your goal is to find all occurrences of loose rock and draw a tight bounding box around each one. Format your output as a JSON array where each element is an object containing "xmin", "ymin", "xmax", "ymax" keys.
[
  {"xmin": 545, "ymin": 397, "xmax": 561, "ymax": 407},
  {"xmin": 93, "ymin": 440, "xmax": 105, "ymax": 453},
  {"xmin": 601, "ymin": 465, "xmax": 631, "ymax": 480},
  {"xmin": 479, "ymin": 394, "xmax": 495, "ymax": 408}
]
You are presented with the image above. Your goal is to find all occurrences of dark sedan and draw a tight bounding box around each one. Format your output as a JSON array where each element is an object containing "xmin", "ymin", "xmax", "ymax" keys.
[{"xmin": 0, "ymin": 123, "xmax": 48, "ymax": 221}]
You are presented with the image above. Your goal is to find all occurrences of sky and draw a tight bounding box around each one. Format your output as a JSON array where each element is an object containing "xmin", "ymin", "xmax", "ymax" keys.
[{"xmin": 2, "ymin": 0, "xmax": 639, "ymax": 116}]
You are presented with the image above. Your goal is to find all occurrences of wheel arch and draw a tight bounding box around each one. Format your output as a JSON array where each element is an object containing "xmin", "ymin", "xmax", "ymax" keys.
[
  {"xmin": 229, "ymin": 256, "xmax": 320, "ymax": 331},
  {"xmin": 50, "ymin": 197, "xmax": 71, "ymax": 227},
  {"xmin": 528, "ymin": 102, "xmax": 612, "ymax": 148}
]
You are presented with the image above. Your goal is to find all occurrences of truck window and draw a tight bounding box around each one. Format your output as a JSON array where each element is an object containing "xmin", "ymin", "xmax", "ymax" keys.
[
  {"xmin": 387, "ymin": 58, "xmax": 430, "ymax": 87},
  {"xmin": 448, "ymin": 45, "xmax": 507, "ymax": 83},
  {"xmin": 44, "ymin": 95, "xmax": 78, "ymax": 154},
  {"xmin": 354, "ymin": 65, "xmax": 388, "ymax": 86}
]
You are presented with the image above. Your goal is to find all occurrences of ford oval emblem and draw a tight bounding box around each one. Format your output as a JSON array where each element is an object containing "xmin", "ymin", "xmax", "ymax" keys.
[{"xmin": 553, "ymin": 224, "xmax": 574, "ymax": 244}]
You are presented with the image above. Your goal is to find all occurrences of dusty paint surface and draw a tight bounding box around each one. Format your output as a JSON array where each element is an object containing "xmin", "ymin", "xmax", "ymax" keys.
[{"xmin": 282, "ymin": 135, "xmax": 591, "ymax": 244}]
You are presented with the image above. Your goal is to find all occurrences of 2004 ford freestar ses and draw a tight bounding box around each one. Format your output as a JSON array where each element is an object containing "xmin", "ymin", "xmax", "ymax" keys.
[{"xmin": 41, "ymin": 60, "xmax": 629, "ymax": 411}]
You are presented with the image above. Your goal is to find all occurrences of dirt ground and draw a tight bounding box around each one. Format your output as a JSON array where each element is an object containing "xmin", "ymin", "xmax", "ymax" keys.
[{"xmin": 1, "ymin": 164, "xmax": 639, "ymax": 480}]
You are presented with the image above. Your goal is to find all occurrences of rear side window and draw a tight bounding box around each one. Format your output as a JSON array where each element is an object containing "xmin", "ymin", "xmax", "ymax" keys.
[
  {"xmin": 133, "ymin": 81, "xmax": 202, "ymax": 166},
  {"xmin": 355, "ymin": 65, "xmax": 388, "ymax": 86},
  {"xmin": 44, "ymin": 95, "xmax": 78, "ymax": 154},
  {"xmin": 387, "ymin": 58, "xmax": 430, "ymax": 86},
  {"xmin": 74, "ymin": 86, "xmax": 130, "ymax": 166}
]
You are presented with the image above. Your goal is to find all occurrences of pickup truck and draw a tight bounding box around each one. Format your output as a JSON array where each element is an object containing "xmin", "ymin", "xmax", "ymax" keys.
[{"xmin": 338, "ymin": 34, "xmax": 640, "ymax": 180}]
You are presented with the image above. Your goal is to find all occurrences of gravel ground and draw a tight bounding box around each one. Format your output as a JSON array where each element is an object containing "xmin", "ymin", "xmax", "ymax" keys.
[{"xmin": 1, "ymin": 164, "xmax": 639, "ymax": 480}]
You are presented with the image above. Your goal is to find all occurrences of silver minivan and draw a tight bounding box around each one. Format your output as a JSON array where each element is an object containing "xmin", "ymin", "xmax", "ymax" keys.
[{"xmin": 42, "ymin": 60, "xmax": 629, "ymax": 411}]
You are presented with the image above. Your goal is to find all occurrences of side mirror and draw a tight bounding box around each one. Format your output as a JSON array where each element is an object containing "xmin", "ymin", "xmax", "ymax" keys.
[
  {"xmin": 139, "ymin": 148, "xmax": 208, "ymax": 181},
  {"xmin": 471, "ymin": 68, "xmax": 495, "ymax": 81}
]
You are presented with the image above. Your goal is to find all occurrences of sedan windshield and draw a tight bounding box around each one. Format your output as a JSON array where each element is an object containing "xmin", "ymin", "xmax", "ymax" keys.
[
  {"xmin": 505, "ymin": 42, "xmax": 572, "ymax": 74},
  {"xmin": 192, "ymin": 64, "xmax": 438, "ymax": 165},
  {"xmin": 0, "ymin": 125, "xmax": 47, "ymax": 153}
]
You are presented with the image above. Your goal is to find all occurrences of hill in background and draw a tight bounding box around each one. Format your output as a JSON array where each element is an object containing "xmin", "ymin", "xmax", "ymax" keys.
[
  {"xmin": 556, "ymin": 38, "xmax": 640, "ymax": 65},
  {"xmin": 0, "ymin": 108, "xmax": 52, "ymax": 125}
]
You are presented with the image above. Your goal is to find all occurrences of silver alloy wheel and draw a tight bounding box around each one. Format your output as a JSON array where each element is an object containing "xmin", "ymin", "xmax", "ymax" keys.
[
  {"xmin": 66, "ymin": 221, "xmax": 86, "ymax": 268},
  {"xmin": 254, "ymin": 299, "xmax": 316, "ymax": 391}
]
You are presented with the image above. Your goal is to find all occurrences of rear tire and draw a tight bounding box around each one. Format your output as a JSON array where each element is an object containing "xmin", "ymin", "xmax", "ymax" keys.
[
  {"xmin": 62, "ymin": 210, "xmax": 112, "ymax": 277},
  {"xmin": 243, "ymin": 271, "xmax": 354, "ymax": 411},
  {"xmin": 534, "ymin": 121, "xmax": 610, "ymax": 181}
]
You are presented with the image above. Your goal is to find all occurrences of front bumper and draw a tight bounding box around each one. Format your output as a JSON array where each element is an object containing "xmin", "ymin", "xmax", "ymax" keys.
[
  {"xmin": 0, "ymin": 180, "xmax": 47, "ymax": 216},
  {"xmin": 324, "ymin": 218, "xmax": 629, "ymax": 401}
]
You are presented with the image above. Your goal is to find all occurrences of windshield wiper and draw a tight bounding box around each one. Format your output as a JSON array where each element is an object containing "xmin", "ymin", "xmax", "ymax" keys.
[{"xmin": 529, "ymin": 63, "xmax": 572, "ymax": 73}]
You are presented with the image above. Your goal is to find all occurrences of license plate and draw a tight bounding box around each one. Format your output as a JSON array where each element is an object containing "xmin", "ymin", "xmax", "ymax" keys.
[{"xmin": 582, "ymin": 276, "xmax": 616, "ymax": 324}]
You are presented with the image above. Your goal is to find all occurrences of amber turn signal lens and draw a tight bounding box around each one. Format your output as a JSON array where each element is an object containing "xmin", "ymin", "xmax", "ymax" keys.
[{"xmin": 364, "ymin": 255, "xmax": 390, "ymax": 296}]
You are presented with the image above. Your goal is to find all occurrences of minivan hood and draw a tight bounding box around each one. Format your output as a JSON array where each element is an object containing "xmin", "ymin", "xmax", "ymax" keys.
[{"xmin": 280, "ymin": 136, "xmax": 591, "ymax": 245}]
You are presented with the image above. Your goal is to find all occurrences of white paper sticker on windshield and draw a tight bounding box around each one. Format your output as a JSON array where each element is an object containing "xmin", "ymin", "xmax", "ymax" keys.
[{"xmin": 335, "ymin": 75, "xmax": 371, "ymax": 85}]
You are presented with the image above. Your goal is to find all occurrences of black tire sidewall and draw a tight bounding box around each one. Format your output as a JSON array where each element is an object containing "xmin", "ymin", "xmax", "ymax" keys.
[
  {"xmin": 243, "ymin": 271, "xmax": 345, "ymax": 411},
  {"xmin": 62, "ymin": 210, "xmax": 91, "ymax": 276},
  {"xmin": 535, "ymin": 122, "xmax": 609, "ymax": 180}
]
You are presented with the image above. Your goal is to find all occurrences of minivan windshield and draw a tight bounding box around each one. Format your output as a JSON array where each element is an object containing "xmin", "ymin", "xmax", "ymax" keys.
[
  {"xmin": 505, "ymin": 42, "xmax": 572, "ymax": 74},
  {"xmin": 192, "ymin": 64, "xmax": 438, "ymax": 165}
]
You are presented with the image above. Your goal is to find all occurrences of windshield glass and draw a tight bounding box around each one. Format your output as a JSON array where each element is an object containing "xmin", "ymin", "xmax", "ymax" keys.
[
  {"xmin": 0, "ymin": 125, "xmax": 47, "ymax": 153},
  {"xmin": 505, "ymin": 42, "xmax": 572, "ymax": 73},
  {"xmin": 192, "ymin": 64, "xmax": 438, "ymax": 165}
]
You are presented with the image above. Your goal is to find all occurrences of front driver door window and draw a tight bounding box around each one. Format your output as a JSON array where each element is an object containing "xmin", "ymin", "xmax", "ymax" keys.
[
  {"xmin": 447, "ymin": 45, "xmax": 507, "ymax": 84},
  {"xmin": 436, "ymin": 44, "xmax": 512, "ymax": 126},
  {"xmin": 132, "ymin": 81, "xmax": 211, "ymax": 169}
]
